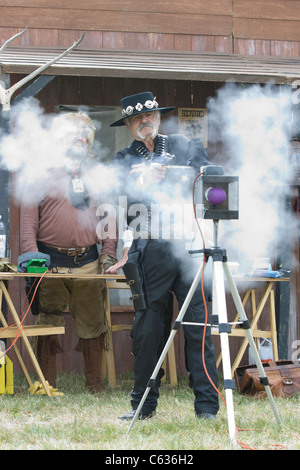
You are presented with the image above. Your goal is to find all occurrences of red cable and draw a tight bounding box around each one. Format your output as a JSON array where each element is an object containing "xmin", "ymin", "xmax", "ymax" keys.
[
  {"xmin": 0, "ymin": 271, "xmax": 49, "ymax": 359},
  {"xmin": 192, "ymin": 173, "xmax": 226, "ymax": 404},
  {"xmin": 0, "ymin": 277, "xmax": 37, "ymax": 335}
]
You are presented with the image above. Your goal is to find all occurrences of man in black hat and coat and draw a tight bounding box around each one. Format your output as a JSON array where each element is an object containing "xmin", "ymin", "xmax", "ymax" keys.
[{"xmin": 108, "ymin": 91, "xmax": 219, "ymax": 421}]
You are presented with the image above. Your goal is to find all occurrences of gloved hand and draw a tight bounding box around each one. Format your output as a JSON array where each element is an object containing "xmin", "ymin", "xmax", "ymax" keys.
[
  {"xmin": 17, "ymin": 252, "xmax": 51, "ymax": 273},
  {"xmin": 99, "ymin": 254, "xmax": 118, "ymax": 273}
]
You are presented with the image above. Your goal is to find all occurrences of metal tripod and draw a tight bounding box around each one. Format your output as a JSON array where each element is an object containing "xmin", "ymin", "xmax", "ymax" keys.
[{"xmin": 127, "ymin": 220, "xmax": 282, "ymax": 446}]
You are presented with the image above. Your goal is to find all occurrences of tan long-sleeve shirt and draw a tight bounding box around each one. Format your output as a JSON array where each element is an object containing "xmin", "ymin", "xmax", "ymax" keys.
[{"xmin": 20, "ymin": 167, "xmax": 117, "ymax": 258}]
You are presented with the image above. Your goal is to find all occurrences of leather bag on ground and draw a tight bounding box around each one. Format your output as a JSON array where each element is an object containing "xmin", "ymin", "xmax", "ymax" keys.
[{"xmin": 234, "ymin": 360, "xmax": 300, "ymax": 398}]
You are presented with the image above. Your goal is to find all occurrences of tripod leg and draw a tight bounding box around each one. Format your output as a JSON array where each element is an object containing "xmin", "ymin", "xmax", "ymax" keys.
[
  {"xmin": 127, "ymin": 258, "xmax": 205, "ymax": 434},
  {"xmin": 223, "ymin": 262, "xmax": 282, "ymax": 426},
  {"xmin": 213, "ymin": 260, "xmax": 237, "ymax": 446}
]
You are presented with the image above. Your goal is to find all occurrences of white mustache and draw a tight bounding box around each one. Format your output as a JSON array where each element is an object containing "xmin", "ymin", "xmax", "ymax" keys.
[
  {"xmin": 137, "ymin": 122, "xmax": 157, "ymax": 139},
  {"xmin": 138, "ymin": 122, "xmax": 155, "ymax": 131}
]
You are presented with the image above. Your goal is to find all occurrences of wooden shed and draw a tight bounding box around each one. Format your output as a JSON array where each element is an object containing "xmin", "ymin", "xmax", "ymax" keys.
[{"xmin": 0, "ymin": 0, "xmax": 299, "ymax": 378}]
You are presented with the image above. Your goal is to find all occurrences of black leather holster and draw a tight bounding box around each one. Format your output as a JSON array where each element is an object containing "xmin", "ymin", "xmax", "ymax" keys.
[{"xmin": 122, "ymin": 242, "xmax": 149, "ymax": 311}]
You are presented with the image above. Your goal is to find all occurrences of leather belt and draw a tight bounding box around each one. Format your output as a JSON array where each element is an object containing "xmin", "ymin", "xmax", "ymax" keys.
[
  {"xmin": 54, "ymin": 246, "xmax": 91, "ymax": 257},
  {"xmin": 37, "ymin": 242, "xmax": 98, "ymax": 268}
]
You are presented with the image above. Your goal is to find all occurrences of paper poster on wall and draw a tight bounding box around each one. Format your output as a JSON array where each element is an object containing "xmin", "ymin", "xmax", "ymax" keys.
[{"xmin": 178, "ymin": 108, "xmax": 208, "ymax": 147}]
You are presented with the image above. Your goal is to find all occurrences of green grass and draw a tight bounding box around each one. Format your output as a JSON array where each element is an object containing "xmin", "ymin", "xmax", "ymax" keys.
[{"xmin": 0, "ymin": 372, "xmax": 299, "ymax": 450}]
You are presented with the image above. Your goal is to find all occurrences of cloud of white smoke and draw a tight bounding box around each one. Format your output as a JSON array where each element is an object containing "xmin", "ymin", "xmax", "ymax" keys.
[
  {"xmin": 0, "ymin": 86, "xmax": 294, "ymax": 273},
  {"xmin": 0, "ymin": 97, "xmax": 119, "ymax": 204},
  {"xmin": 206, "ymin": 82, "xmax": 292, "ymax": 271}
]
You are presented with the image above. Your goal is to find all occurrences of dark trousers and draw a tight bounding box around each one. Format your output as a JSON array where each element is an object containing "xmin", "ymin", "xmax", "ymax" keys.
[{"xmin": 130, "ymin": 239, "xmax": 219, "ymax": 416}]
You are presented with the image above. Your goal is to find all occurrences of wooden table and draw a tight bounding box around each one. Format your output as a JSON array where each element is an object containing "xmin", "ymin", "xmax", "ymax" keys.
[
  {"xmin": 212, "ymin": 275, "xmax": 290, "ymax": 376},
  {"xmin": 0, "ymin": 271, "xmax": 126, "ymax": 396},
  {"xmin": 1, "ymin": 271, "xmax": 289, "ymax": 390}
]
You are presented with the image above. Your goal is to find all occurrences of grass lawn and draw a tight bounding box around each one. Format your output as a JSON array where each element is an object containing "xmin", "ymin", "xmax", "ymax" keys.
[{"xmin": 0, "ymin": 372, "xmax": 299, "ymax": 451}]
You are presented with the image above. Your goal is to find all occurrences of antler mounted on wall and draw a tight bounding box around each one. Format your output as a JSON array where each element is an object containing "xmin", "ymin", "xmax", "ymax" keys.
[{"xmin": 0, "ymin": 28, "xmax": 85, "ymax": 111}]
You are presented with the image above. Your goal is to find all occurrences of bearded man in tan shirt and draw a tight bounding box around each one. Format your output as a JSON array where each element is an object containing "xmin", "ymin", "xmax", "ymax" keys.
[{"xmin": 19, "ymin": 112, "xmax": 119, "ymax": 392}]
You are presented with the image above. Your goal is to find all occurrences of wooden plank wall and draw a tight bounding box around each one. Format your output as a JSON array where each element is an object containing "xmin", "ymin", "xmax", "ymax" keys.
[
  {"xmin": 233, "ymin": 0, "xmax": 300, "ymax": 55},
  {"xmin": 1, "ymin": 0, "xmax": 300, "ymax": 56}
]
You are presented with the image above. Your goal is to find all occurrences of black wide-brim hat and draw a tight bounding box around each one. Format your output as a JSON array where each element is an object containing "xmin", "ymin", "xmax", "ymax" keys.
[{"xmin": 109, "ymin": 91, "xmax": 175, "ymax": 127}]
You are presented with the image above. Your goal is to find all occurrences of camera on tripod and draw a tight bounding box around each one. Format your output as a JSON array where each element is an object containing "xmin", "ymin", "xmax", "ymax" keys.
[{"xmin": 194, "ymin": 165, "xmax": 239, "ymax": 220}]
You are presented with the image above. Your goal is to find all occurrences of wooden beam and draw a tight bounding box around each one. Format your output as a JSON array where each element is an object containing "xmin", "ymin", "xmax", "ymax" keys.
[
  {"xmin": 0, "ymin": 0, "xmax": 233, "ymax": 17},
  {"xmin": 0, "ymin": 324, "xmax": 65, "ymax": 339},
  {"xmin": 3, "ymin": 48, "xmax": 300, "ymax": 84}
]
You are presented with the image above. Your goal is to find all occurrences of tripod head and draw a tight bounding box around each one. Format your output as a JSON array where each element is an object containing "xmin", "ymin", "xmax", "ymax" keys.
[{"xmin": 189, "ymin": 219, "xmax": 227, "ymax": 260}]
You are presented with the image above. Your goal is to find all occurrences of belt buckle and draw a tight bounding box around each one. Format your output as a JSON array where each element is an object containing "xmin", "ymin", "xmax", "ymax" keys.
[
  {"xmin": 67, "ymin": 248, "xmax": 77, "ymax": 256},
  {"xmin": 74, "ymin": 253, "xmax": 84, "ymax": 264}
]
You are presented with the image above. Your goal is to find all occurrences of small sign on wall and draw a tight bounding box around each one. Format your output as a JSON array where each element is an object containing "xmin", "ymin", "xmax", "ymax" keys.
[{"xmin": 178, "ymin": 108, "xmax": 208, "ymax": 147}]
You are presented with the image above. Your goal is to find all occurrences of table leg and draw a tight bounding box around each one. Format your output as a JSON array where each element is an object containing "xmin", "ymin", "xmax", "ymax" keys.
[
  {"xmin": 103, "ymin": 283, "xmax": 117, "ymax": 387},
  {"xmin": 0, "ymin": 281, "xmax": 52, "ymax": 396},
  {"xmin": 230, "ymin": 282, "xmax": 274, "ymax": 375},
  {"xmin": 269, "ymin": 289, "xmax": 279, "ymax": 361},
  {"xmin": 0, "ymin": 306, "xmax": 33, "ymax": 387}
]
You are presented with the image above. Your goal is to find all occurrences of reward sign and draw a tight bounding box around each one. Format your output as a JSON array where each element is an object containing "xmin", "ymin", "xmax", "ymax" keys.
[{"xmin": 178, "ymin": 108, "xmax": 208, "ymax": 147}]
